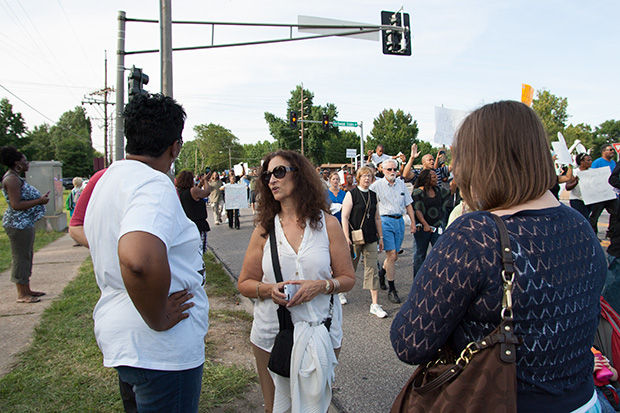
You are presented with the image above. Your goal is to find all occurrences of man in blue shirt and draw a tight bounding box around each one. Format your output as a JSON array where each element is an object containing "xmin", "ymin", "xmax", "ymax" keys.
[{"xmin": 590, "ymin": 144, "xmax": 618, "ymax": 237}]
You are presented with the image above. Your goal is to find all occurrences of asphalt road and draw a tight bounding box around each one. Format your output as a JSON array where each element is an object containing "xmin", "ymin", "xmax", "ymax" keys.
[{"xmin": 207, "ymin": 208, "xmax": 417, "ymax": 413}]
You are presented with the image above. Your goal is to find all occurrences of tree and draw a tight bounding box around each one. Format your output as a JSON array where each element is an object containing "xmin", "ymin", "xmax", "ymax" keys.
[
  {"xmin": 242, "ymin": 140, "xmax": 279, "ymax": 166},
  {"xmin": 264, "ymin": 85, "xmax": 339, "ymax": 165},
  {"xmin": 366, "ymin": 109, "xmax": 419, "ymax": 157},
  {"xmin": 532, "ymin": 89, "xmax": 568, "ymax": 142},
  {"xmin": 23, "ymin": 124, "xmax": 54, "ymax": 161},
  {"xmin": 50, "ymin": 106, "xmax": 94, "ymax": 177},
  {"xmin": 0, "ymin": 98, "xmax": 28, "ymax": 148},
  {"xmin": 324, "ymin": 130, "xmax": 360, "ymax": 164},
  {"xmin": 562, "ymin": 123, "xmax": 594, "ymax": 151},
  {"xmin": 192, "ymin": 123, "xmax": 242, "ymax": 171},
  {"xmin": 175, "ymin": 140, "xmax": 201, "ymax": 174},
  {"xmin": 592, "ymin": 120, "xmax": 620, "ymax": 158}
]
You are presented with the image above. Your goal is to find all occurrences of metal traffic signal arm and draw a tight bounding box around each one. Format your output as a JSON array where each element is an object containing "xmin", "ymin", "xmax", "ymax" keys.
[{"xmin": 120, "ymin": 16, "xmax": 411, "ymax": 56}]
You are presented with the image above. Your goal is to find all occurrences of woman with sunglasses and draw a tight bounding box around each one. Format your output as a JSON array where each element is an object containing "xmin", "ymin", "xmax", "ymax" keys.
[{"xmin": 238, "ymin": 150, "xmax": 355, "ymax": 413}]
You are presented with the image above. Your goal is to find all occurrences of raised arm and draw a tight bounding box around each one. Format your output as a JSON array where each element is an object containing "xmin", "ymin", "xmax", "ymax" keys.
[{"xmin": 402, "ymin": 143, "xmax": 420, "ymax": 181}]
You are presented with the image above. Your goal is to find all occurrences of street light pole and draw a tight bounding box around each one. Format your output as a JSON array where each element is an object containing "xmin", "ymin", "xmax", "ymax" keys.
[{"xmin": 228, "ymin": 147, "xmax": 232, "ymax": 171}]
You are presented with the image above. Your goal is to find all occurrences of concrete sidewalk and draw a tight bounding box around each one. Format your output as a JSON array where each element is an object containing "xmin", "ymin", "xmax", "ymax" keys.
[{"xmin": 0, "ymin": 233, "xmax": 90, "ymax": 376}]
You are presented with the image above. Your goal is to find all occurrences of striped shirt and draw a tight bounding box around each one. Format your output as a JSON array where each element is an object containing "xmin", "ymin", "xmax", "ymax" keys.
[{"xmin": 369, "ymin": 177, "xmax": 413, "ymax": 216}]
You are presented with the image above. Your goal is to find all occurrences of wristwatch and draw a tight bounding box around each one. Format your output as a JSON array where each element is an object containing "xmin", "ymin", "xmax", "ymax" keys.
[{"xmin": 324, "ymin": 279, "xmax": 331, "ymax": 294}]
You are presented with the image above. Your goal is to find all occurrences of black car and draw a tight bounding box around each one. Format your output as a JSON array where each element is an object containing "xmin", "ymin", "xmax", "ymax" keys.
[{"xmin": 62, "ymin": 177, "xmax": 73, "ymax": 190}]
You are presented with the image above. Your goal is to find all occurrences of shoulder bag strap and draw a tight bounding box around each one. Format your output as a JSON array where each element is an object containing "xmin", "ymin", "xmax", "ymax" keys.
[
  {"xmin": 349, "ymin": 189, "xmax": 370, "ymax": 231},
  {"xmin": 414, "ymin": 213, "xmax": 520, "ymax": 393},
  {"xmin": 269, "ymin": 225, "xmax": 283, "ymax": 283}
]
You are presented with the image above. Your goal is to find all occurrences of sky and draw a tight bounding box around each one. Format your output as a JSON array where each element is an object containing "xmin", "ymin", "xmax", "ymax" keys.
[{"xmin": 1, "ymin": 0, "xmax": 619, "ymax": 160}]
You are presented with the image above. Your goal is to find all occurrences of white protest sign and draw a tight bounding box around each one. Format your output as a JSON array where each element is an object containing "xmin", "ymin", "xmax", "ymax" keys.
[
  {"xmin": 551, "ymin": 137, "xmax": 572, "ymax": 165},
  {"xmin": 224, "ymin": 184, "xmax": 249, "ymax": 210},
  {"xmin": 346, "ymin": 148, "xmax": 357, "ymax": 158},
  {"xmin": 433, "ymin": 106, "xmax": 469, "ymax": 146},
  {"xmin": 579, "ymin": 168, "xmax": 616, "ymax": 205},
  {"xmin": 234, "ymin": 162, "xmax": 248, "ymax": 177}
]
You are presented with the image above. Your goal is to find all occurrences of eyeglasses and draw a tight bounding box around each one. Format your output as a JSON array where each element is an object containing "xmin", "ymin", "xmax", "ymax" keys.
[
  {"xmin": 261, "ymin": 165, "xmax": 297, "ymax": 184},
  {"xmin": 384, "ymin": 168, "xmax": 397, "ymax": 172}
]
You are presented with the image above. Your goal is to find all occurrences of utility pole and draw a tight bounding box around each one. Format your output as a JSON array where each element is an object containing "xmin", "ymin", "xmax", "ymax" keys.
[
  {"xmin": 115, "ymin": 11, "xmax": 126, "ymax": 161},
  {"xmin": 228, "ymin": 147, "xmax": 232, "ymax": 171},
  {"xmin": 82, "ymin": 51, "xmax": 115, "ymax": 167},
  {"xmin": 160, "ymin": 0, "xmax": 173, "ymax": 97}
]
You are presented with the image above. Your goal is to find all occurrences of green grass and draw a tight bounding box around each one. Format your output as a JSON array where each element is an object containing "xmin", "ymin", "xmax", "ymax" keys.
[
  {"xmin": 204, "ymin": 251, "xmax": 240, "ymax": 298},
  {"xmin": 0, "ymin": 256, "xmax": 256, "ymax": 412}
]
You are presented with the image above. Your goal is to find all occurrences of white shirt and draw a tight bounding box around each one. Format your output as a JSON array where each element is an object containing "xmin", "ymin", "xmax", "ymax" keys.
[
  {"xmin": 371, "ymin": 153, "xmax": 392, "ymax": 165},
  {"xmin": 369, "ymin": 177, "xmax": 413, "ymax": 216},
  {"xmin": 568, "ymin": 168, "xmax": 587, "ymax": 201},
  {"xmin": 250, "ymin": 212, "xmax": 343, "ymax": 352},
  {"xmin": 85, "ymin": 160, "xmax": 209, "ymax": 371}
]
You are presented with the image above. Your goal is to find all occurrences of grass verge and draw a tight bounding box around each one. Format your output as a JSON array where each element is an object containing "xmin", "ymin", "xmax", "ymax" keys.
[
  {"xmin": 204, "ymin": 251, "xmax": 240, "ymax": 298},
  {"xmin": 0, "ymin": 256, "xmax": 256, "ymax": 412}
]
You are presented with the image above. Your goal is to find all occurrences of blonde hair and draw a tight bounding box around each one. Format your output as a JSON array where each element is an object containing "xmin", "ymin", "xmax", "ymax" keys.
[
  {"xmin": 453, "ymin": 100, "xmax": 556, "ymax": 211},
  {"xmin": 72, "ymin": 177, "xmax": 83, "ymax": 188},
  {"xmin": 356, "ymin": 166, "xmax": 373, "ymax": 181}
]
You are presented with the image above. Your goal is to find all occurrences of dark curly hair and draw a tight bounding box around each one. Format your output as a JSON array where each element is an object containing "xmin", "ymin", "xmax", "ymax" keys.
[
  {"xmin": 256, "ymin": 150, "xmax": 328, "ymax": 238},
  {"xmin": 0, "ymin": 146, "xmax": 24, "ymax": 169},
  {"xmin": 414, "ymin": 169, "xmax": 437, "ymax": 193},
  {"xmin": 123, "ymin": 93, "xmax": 186, "ymax": 157},
  {"xmin": 175, "ymin": 170, "xmax": 194, "ymax": 191}
]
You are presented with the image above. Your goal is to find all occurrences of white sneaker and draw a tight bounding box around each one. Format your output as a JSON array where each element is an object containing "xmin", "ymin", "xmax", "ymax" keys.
[
  {"xmin": 338, "ymin": 293, "xmax": 348, "ymax": 305},
  {"xmin": 370, "ymin": 304, "xmax": 387, "ymax": 318}
]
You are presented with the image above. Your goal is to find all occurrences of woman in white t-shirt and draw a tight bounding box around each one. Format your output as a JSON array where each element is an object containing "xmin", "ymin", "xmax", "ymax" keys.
[
  {"xmin": 567, "ymin": 153, "xmax": 593, "ymax": 220},
  {"xmin": 85, "ymin": 94, "xmax": 209, "ymax": 413},
  {"xmin": 238, "ymin": 150, "xmax": 355, "ymax": 413}
]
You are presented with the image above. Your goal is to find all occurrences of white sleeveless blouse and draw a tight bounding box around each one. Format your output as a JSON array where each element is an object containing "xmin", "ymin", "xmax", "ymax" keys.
[{"xmin": 250, "ymin": 211, "xmax": 343, "ymax": 352}]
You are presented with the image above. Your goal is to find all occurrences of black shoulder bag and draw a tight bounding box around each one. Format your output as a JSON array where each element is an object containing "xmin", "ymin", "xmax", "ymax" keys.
[
  {"xmin": 267, "ymin": 225, "xmax": 334, "ymax": 378},
  {"xmin": 267, "ymin": 225, "xmax": 295, "ymax": 377}
]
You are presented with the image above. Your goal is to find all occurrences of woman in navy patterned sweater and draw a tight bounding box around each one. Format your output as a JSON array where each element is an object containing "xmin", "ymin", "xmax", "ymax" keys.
[{"xmin": 391, "ymin": 101, "xmax": 607, "ymax": 412}]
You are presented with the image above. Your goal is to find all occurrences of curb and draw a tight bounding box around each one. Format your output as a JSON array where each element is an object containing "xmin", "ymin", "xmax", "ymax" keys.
[{"xmin": 206, "ymin": 246, "xmax": 343, "ymax": 413}]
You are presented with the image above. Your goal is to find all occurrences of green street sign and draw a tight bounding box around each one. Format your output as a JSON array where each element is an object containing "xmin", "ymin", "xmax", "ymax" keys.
[{"xmin": 332, "ymin": 120, "xmax": 358, "ymax": 127}]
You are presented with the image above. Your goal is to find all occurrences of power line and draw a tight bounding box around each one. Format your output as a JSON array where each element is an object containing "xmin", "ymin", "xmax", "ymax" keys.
[{"xmin": 0, "ymin": 83, "xmax": 91, "ymax": 142}]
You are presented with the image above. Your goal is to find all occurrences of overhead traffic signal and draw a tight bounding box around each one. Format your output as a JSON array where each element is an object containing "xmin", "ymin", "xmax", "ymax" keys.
[
  {"xmin": 322, "ymin": 115, "xmax": 329, "ymax": 130},
  {"xmin": 381, "ymin": 10, "xmax": 411, "ymax": 56},
  {"xmin": 128, "ymin": 66, "xmax": 149, "ymax": 99},
  {"xmin": 289, "ymin": 111, "xmax": 298, "ymax": 127}
]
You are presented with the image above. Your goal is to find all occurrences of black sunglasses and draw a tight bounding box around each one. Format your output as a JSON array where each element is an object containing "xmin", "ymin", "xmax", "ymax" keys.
[
  {"xmin": 262, "ymin": 165, "xmax": 297, "ymax": 184},
  {"xmin": 384, "ymin": 167, "xmax": 397, "ymax": 172}
]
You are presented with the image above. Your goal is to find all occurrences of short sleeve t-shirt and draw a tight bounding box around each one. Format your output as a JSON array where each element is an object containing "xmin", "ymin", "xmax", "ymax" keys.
[{"xmin": 84, "ymin": 160, "xmax": 209, "ymax": 371}]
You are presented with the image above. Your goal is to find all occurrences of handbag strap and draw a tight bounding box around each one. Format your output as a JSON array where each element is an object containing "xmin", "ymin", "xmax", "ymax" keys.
[
  {"xmin": 414, "ymin": 213, "xmax": 521, "ymax": 394},
  {"xmin": 269, "ymin": 221, "xmax": 334, "ymax": 331},
  {"xmin": 269, "ymin": 225, "xmax": 283, "ymax": 283},
  {"xmin": 349, "ymin": 188, "xmax": 370, "ymax": 231}
]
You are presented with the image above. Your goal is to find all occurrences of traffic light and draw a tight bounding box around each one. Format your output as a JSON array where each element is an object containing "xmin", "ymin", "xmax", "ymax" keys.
[
  {"xmin": 322, "ymin": 114, "xmax": 329, "ymax": 130},
  {"xmin": 381, "ymin": 10, "xmax": 411, "ymax": 56},
  {"xmin": 289, "ymin": 111, "xmax": 298, "ymax": 127},
  {"xmin": 128, "ymin": 66, "xmax": 149, "ymax": 99}
]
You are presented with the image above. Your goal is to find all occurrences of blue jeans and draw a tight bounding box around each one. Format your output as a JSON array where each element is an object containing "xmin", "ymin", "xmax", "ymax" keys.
[
  {"xmin": 115, "ymin": 364, "xmax": 203, "ymax": 413},
  {"xmin": 413, "ymin": 230, "xmax": 440, "ymax": 277}
]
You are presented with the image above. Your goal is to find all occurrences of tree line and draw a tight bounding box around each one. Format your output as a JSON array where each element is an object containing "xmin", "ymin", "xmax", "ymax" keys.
[
  {"xmin": 0, "ymin": 98, "xmax": 96, "ymax": 177},
  {"xmin": 2, "ymin": 86, "xmax": 618, "ymax": 178}
]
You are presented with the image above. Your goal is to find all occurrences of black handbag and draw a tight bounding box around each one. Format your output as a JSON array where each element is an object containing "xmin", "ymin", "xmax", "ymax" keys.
[
  {"xmin": 266, "ymin": 225, "xmax": 334, "ymax": 378},
  {"xmin": 267, "ymin": 226, "xmax": 294, "ymax": 377}
]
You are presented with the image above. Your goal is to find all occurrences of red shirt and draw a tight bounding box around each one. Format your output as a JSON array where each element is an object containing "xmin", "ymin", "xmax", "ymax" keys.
[{"xmin": 69, "ymin": 168, "xmax": 106, "ymax": 226}]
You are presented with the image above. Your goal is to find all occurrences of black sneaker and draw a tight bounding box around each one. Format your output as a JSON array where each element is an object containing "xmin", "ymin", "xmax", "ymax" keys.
[
  {"xmin": 378, "ymin": 268, "xmax": 387, "ymax": 290},
  {"xmin": 388, "ymin": 290, "xmax": 401, "ymax": 304}
]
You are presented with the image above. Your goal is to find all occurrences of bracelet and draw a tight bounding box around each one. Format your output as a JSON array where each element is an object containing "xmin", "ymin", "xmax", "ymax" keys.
[
  {"xmin": 332, "ymin": 278, "xmax": 340, "ymax": 294},
  {"xmin": 256, "ymin": 282, "xmax": 263, "ymax": 301}
]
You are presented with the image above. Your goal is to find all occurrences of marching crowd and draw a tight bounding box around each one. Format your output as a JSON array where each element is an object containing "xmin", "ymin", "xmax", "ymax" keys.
[{"xmin": 2, "ymin": 94, "xmax": 620, "ymax": 413}]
